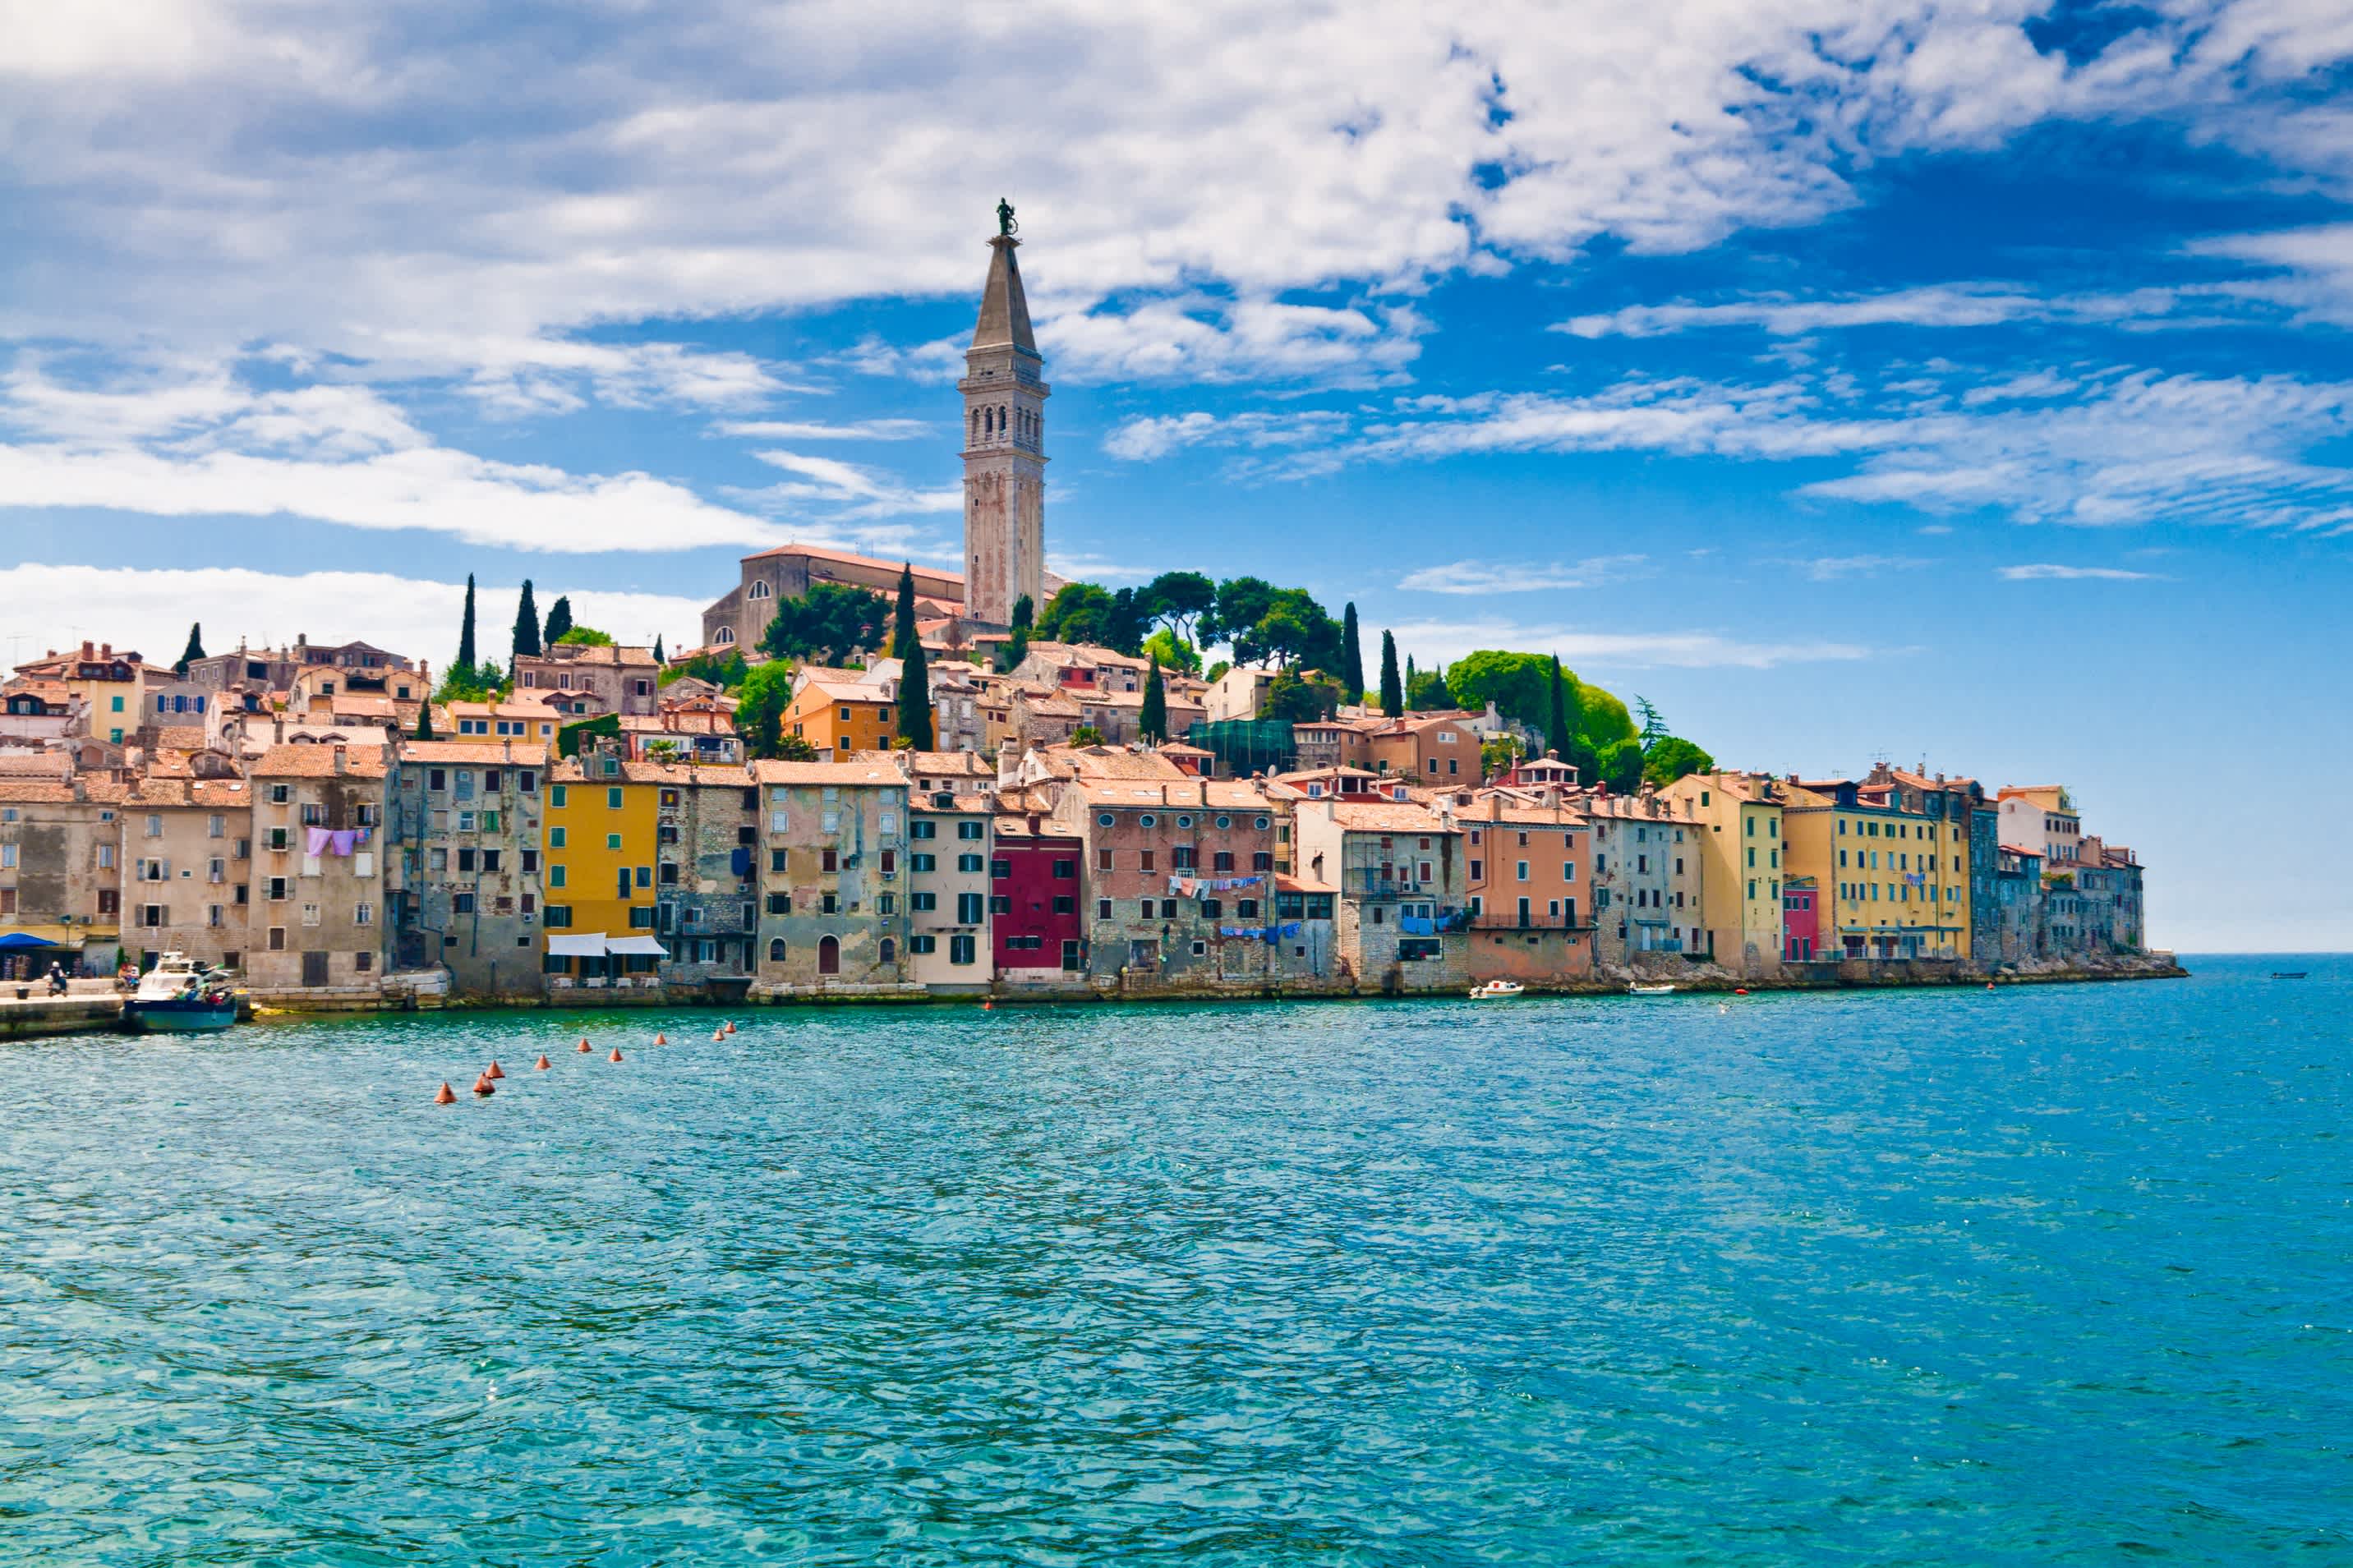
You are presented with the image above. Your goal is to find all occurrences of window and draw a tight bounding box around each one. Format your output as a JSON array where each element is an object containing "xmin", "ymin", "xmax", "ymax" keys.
[
  {"xmin": 607, "ymin": 834, "xmax": 622, "ymax": 851},
  {"xmin": 454, "ymin": 892, "xmax": 477, "ymax": 914},
  {"xmin": 912, "ymin": 819, "xmax": 937, "ymax": 840},
  {"xmin": 1098, "ymin": 899, "xmax": 1113, "ymax": 919},
  {"xmin": 956, "ymin": 890, "xmax": 985, "ymax": 923},
  {"xmin": 267, "ymin": 927, "xmax": 286, "ymax": 950},
  {"xmin": 550, "ymin": 785, "xmax": 567, "ymax": 807},
  {"xmin": 302, "ymin": 902, "xmax": 321, "ymax": 927},
  {"xmin": 606, "ymin": 787, "xmax": 623, "ymax": 809},
  {"xmin": 956, "ymin": 853, "xmax": 984, "ymax": 874},
  {"xmin": 767, "ymin": 892, "xmax": 791, "ymax": 915},
  {"xmin": 949, "ymin": 933, "xmax": 977, "ymax": 965},
  {"xmin": 957, "ymin": 821, "xmax": 985, "ymax": 840}
]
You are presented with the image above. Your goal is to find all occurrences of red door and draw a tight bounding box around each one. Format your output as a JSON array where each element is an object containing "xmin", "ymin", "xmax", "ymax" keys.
[{"xmin": 818, "ymin": 936, "xmax": 840, "ymax": 975}]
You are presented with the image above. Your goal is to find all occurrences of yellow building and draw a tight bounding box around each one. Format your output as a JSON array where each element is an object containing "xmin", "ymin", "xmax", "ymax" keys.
[
  {"xmin": 541, "ymin": 746, "xmax": 662, "ymax": 983},
  {"xmin": 783, "ymin": 669, "xmax": 896, "ymax": 761},
  {"xmin": 443, "ymin": 700, "xmax": 564, "ymax": 746},
  {"xmin": 1660, "ymin": 770, "xmax": 1788, "ymax": 977},
  {"xmin": 12, "ymin": 641, "xmax": 150, "ymax": 745},
  {"xmin": 1789, "ymin": 775, "xmax": 1969, "ymax": 961}
]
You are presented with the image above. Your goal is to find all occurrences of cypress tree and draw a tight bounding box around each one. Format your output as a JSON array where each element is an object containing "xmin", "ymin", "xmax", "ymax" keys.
[
  {"xmin": 1338, "ymin": 603, "xmax": 1364, "ymax": 703},
  {"xmin": 1378, "ymin": 631, "xmax": 1403, "ymax": 718},
  {"xmin": 897, "ymin": 634, "xmax": 935, "ymax": 750},
  {"xmin": 543, "ymin": 595, "xmax": 573, "ymax": 646},
  {"xmin": 1547, "ymin": 655, "xmax": 1571, "ymax": 760},
  {"xmin": 999, "ymin": 592, "xmax": 1034, "ymax": 674},
  {"xmin": 413, "ymin": 700, "xmax": 435, "ymax": 740},
  {"xmin": 1140, "ymin": 654, "xmax": 1167, "ymax": 743},
  {"xmin": 512, "ymin": 580, "xmax": 541, "ymax": 660},
  {"xmin": 174, "ymin": 623, "xmax": 204, "ymax": 677},
  {"xmin": 456, "ymin": 574, "xmax": 477, "ymax": 672},
  {"xmin": 652, "ymin": 635, "xmax": 665, "ymax": 665},
  {"xmin": 891, "ymin": 562, "xmax": 919, "ymax": 660}
]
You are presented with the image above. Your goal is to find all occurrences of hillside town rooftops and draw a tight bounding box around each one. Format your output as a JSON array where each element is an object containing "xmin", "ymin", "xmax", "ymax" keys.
[
  {"xmin": 249, "ymin": 743, "xmax": 391, "ymax": 779},
  {"xmin": 748, "ymin": 759, "xmax": 909, "ymax": 786},
  {"xmin": 396, "ymin": 741, "xmax": 550, "ymax": 766}
]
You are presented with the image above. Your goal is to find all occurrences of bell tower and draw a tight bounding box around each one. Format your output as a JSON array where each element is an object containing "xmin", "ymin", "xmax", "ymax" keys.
[{"xmin": 960, "ymin": 200, "xmax": 1048, "ymax": 627}]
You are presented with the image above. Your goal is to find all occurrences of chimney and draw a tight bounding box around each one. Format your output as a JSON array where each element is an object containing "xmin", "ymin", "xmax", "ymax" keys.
[
  {"xmin": 1027, "ymin": 812, "xmax": 1041, "ymax": 836},
  {"xmin": 332, "ymin": 744, "xmax": 347, "ymax": 775},
  {"xmin": 81, "ymin": 640, "xmax": 94, "ymax": 660},
  {"xmin": 996, "ymin": 738, "xmax": 1020, "ymax": 789}
]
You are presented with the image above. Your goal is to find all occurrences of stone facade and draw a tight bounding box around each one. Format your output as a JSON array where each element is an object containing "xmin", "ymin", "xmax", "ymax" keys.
[
  {"xmin": 960, "ymin": 230, "xmax": 1048, "ymax": 626},
  {"xmin": 1292, "ymin": 798, "xmax": 1468, "ymax": 993},
  {"xmin": 1057, "ymin": 779, "xmax": 1280, "ymax": 989},
  {"xmin": 514, "ymin": 643, "xmax": 661, "ymax": 717},
  {"xmin": 652, "ymin": 764, "xmax": 760, "ymax": 991},
  {"xmin": 121, "ymin": 779, "xmax": 253, "ymax": 973},
  {"xmin": 749, "ymin": 760, "xmax": 917, "ymax": 996},
  {"xmin": 0, "ymin": 779, "xmax": 129, "ymax": 969},
  {"xmin": 386, "ymin": 741, "xmax": 546, "ymax": 999},
  {"xmin": 908, "ymin": 794, "xmax": 992, "ymax": 991},
  {"xmin": 244, "ymin": 743, "xmax": 389, "ymax": 1002}
]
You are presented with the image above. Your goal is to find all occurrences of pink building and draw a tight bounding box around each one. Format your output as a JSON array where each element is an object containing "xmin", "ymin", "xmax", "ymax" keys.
[{"xmin": 1782, "ymin": 878, "xmax": 1820, "ymax": 961}]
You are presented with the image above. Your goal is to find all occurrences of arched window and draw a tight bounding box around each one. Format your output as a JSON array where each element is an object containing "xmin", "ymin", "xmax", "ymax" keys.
[
  {"xmin": 767, "ymin": 937, "xmax": 785, "ymax": 962},
  {"xmin": 818, "ymin": 935, "xmax": 840, "ymax": 975},
  {"xmin": 983, "ymin": 407, "xmax": 994, "ymax": 436},
  {"xmin": 715, "ymin": 627, "xmax": 735, "ymax": 645},
  {"xmin": 747, "ymin": 581, "xmax": 772, "ymax": 600},
  {"xmin": 998, "ymin": 405, "xmax": 1008, "ymax": 437},
  {"xmin": 878, "ymin": 937, "xmax": 896, "ymax": 964},
  {"xmin": 970, "ymin": 408, "xmax": 980, "ymax": 441}
]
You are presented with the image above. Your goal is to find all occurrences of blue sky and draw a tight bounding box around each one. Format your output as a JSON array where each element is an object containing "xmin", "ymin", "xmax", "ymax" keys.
[{"xmin": 2, "ymin": 1, "xmax": 2349, "ymax": 950}]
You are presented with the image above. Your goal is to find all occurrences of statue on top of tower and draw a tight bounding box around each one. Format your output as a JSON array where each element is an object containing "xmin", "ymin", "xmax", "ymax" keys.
[{"xmin": 996, "ymin": 197, "xmax": 1017, "ymax": 237}]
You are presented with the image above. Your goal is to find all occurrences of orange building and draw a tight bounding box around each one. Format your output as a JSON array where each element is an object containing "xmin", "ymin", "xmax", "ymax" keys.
[{"xmin": 782, "ymin": 669, "xmax": 898, "ymax": 761}]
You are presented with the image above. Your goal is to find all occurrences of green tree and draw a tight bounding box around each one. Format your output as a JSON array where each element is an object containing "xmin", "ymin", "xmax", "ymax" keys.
[
  {"xmin": 1447, "ymin": 651, "xmax": 1553, "ymax": 729},
  {"xmin": 1139, "ymin": 654, "xmax": 1169, "ymax": 743},
  {"xmin": 1141, "ymin": 628, "xmax": 1200, "ymax": 674},
  {"xmin": 773, "ymin": 733, "xmax": 820, "ymax": 762},
  {"xmin": 1204, "ymin": 658, "xmax": 1232, "ymax": 686},
  {"xmin": 1141, "ymin": 571, "xmax": 1217, "ymax": 646},
  {"xmin": 455, "ymin": 573, "xmax": 477, "ymax": 673},
  {"xmin": 1480, "ymin": 734, "xmax": 1523, "ymax": 779},
  {"xmin": 542, "ymin": 595, "xmax": 573, "ymax": 646},
  {"xmin": 555, "ymin": 624, "xmax": 614, "ymax": 647},
  {"xmin": 174, "ymin": 623, "xmax": 204, "ymax": 677},
  {"xmin": 1207, "ymin": 577, "xmax": 1277, "ymax": 650},
  {"xmin": 1034, "ymin": 582, "xmax": 1113, "ymax": 644},
  {"xmin": 1600, "ymin": 738, "xmax": 1646, "ymax": 793},
  {"xmin": 1642, "ymin": 737, "xmax": 1715, "ymax": 786},
  {"xmin": 1338, "ymin": 603, "xmax": 1364, "ymax": 702},
  {"xmin": 734, "ymin": 661, "xmax": 796, "ymax": 760},
  {"xmin": 1378, "ymin": 631, "xmax": 1402, "ymax": 717},
  {"xmin": 997, "ymin": 592, "xmax": 1035, "ymax": 674},
  {"xmin": 1633, "ymin": 694, "xmax": 1670, "ymax": 750},
  {"xmin": 891, "ymin": 562, "xmax": 919, "ymax": 659},
  {"xmin": 512, "ymin": 581, "xmax": 541, "ymax": 661},
  {"xmin": 663, "ymin": 649, "xmax": 748, "ymax": 689},
  {"xmin": 759, "ymin": 582, "xmax": 889, "ymax": 664},
  {"xmin": 897, "ymin": 635, "xmax": 935, "ymax": 750},
  {"xmin": 652, "ymin": 634, "xmax": 665, "ymax": 665},
  {"xmin": 1547, "ymin": 655, "xmax": 1571, "ymax": 759},
  {"xmin": 1260, "ymin": 670, "xmax": 1342, "ymax": 724},
  {"xmin": 1406, "ymin": 664, "xmax": 1453, "ymax": 710},
  {"xmin": 412, "ymin": 701, "xmax": 435, "ymax": 740},
  {"xmin": 1071, "ymin": 724, "xmax": 1105, "ymax": 747}
]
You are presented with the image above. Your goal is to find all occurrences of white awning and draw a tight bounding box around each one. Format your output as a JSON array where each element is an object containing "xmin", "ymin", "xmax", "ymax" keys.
[
  {"xmin": 605, "ymin": 935, "xmax": 669, "ymax": 956},
  {"xmin": 546, "ymin": 933, "xmax": 609, "ymax": 957}
]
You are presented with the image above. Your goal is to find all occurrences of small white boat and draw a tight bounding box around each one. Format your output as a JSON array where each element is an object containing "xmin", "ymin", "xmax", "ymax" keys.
[
  {"xmin": 1468, "ymin": 980, "xmax": 1526, "ymax": 1000},
  {"xmin": 124, "ymin": 951, "xmax": 240, "ymax": 1033},
  {"xmin": 1628, "ymin": 982, "xmax": 1678, "ymax": 996}
]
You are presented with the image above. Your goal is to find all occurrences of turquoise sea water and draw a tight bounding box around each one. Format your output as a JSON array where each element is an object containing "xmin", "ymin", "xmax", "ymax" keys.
[{"xmin": 2, "ymin": 958, "xmax": 2348, "ymax": 1564}]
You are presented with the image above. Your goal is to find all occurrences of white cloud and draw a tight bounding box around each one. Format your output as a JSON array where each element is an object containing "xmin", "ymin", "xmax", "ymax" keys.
[
  {"xmin": 1775, "ymin": 554, "xmax": 1932, "ymax": 580},
  {"xmin": 1996, "ymin": 563, "xmax": 2161, "ymax": 581},
  {"xmin": 1397, "ymin": 556, "xmax": 1648, "ymax": 593},
  {"xmin": 714, "ymin": 417, "xmax": 930, "ymax": 441},
  {"xmin": 739, "ymin": 448, "xmax": 960, "ymax": 519},
  {"xmin": 0, "ymin": 565, "xmax": 711, "ymax": 671},
  {"xmin": 1102, "ymin": 409, "xmax": 1350, "ymax": 460}
]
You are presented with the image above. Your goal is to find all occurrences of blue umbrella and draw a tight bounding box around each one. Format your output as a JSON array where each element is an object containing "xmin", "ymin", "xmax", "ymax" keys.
[{"xmin": 0, "ymin": 932, "xmax": 61, "ymax": 950}]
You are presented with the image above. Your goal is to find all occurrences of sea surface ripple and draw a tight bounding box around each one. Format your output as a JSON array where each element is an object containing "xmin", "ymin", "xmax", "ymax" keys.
[{"xmin": 2, "ymin": 956, "xmax": 2348, "ymax": 1563}]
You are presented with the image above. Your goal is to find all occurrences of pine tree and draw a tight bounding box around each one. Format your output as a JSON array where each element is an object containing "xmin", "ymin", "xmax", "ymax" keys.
[
  {"xmin": 1378, "ymin": 631, "xmax": 1403, "ymax": 718},
  {"xmin": 1546, "ymin": 655, "xmax": 1571, "ymax": 760},
  {"xmin": 512, "ymin": 580, "xmax": 541, "ymax": 660},
  {"xmin": 1338, "ymin": 603, "xmax": 1364, "ymax": 704},
  {"xmin": 174, "ymin": 623, "xmax": 204, "ymax": 677},
  {"xmin": 413, "ymin": 701, "xmax": 435, "ymax": 740},
  {"xmin": 891, "ymin": 562, "xmax": 919, "ymax": 660},
  {"xmin": 998, "ymin": 592, "xmax": 1034, "ymax": 674},
  {"xmin": 652, "ymin": 635, "xmax": 665, "ymax": 665},
  {"xmin": 542, "ymin": 595, "xmax": 573, "ymax": 647},
  {"xmin": 456, "ymin": 574, "xmax": 477, "ymax": 672},
  {"xmin": 1140, "ymin": 654, "xmax": 1168, "ymax": 743},
  {"xmin": 897, "ymin": 634, "xmax": 935, "ymax": 750}
]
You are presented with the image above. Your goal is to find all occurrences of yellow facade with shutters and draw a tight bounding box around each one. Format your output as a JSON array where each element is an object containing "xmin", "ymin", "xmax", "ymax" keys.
[
  {"xmin": 1661, "ymin": 771, "xmax": 1787, "ymax": 976},
  {"xmin": 542, "ymin": 754, "xmax": 660, "ymax": 963}
]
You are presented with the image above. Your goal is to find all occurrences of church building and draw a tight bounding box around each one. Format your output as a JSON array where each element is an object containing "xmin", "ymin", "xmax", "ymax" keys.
[{"xmin": 698, "ymin": 205, "xmax": 1052, "ymax": 652}]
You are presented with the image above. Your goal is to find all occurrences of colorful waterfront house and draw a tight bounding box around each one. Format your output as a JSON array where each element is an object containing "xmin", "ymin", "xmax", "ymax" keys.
[
  {"xmin": 1290, "ymin": 716, "xmax": 1381, "ymax": 774},
  {"xmin": 11, "ymin": 641, "xmax": 151, "ymax": 746},
  {"xmin": 644, "ymin": 760, "xmax": 758, "ymax": 994},
  {"xmin": 386, "ymin": 740, "xmax": 546, "ymax": 999},
  {"xmin": 1292, "ymin": 796, "xmax": 1467, "ymax": 992},
  {"xmin": 988, "ymin": 799, "xmax": 1087, "ymax": 987},
  {"xmin": 1582, "ymin": 786, "xmax": 1692, "ymax": 966},
  {"xmin": 1364, "ymin": 711, "xmax": 1482, "ymax": 784},
  {"xmin": 1057, "ymin": 778, "xmax": 1282, "ymax": 990},
  {"xmin": 1789, "ymin": 773, "xmax": 1966, "ymax": 963},
  {"xmin": 748, "ymin": 758, "xmax": 917, "ymax": 996},
  {"xmin": 0, "ymin": 776, "xmax": 130, "ymax": 972},
  {"xmin": 1451, "ymin": 792, "xmax": 1592, "ymax": 986},
  {"xmin": 244, "ymin": 742, "xmax": 389, "ymax": 1002},
  {"xmin": 782, "ymin": 668, "xmax": 898, "ymax": 761},
  {"xmin": 1781, "ymin": 876, "xmax": 1821, "ymax": 961},
  {"xmin": 541, "ymin": 743, "xmax": 664, "ymax": 991},
  {"xmin": 1997, "ymin": 785, "xmax": 2082, "ymax": 869},
  {"xmin": 1660, "ymin": 771, "xmax": 1788, "ymax": 977},
  {"xmin": 907, "ymin": 787, "xmax": 993, "ymax": 993},
  {"xmin": 1995, "ymin": 845, "xmax": 2046, "ymax": 963},
  {"xmin": 1271, "ymin": 873, "xmax": 1340, "ymax": 978},
  {"xmin": 515, "ymin": 642, "xmax": 662, "ymax": 717}
]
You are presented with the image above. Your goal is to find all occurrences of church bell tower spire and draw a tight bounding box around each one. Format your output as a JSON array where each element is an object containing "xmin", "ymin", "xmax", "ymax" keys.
[{"xmin": 960, "ymin": 200, "xmax": 1048, "ymax": 626}]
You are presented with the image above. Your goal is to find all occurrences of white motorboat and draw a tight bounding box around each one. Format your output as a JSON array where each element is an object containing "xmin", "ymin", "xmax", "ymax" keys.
[
  {"xmin": 1468, "ymin": 980, "xmax": 1526, "ymax": 1000},
  {"xmin": 124, "ymin": 951, "xmax": 240, "ymax": 1033},
  {"xmin": 1627, "ymin": 982, "xmax": 1678, "ymax": 996}
]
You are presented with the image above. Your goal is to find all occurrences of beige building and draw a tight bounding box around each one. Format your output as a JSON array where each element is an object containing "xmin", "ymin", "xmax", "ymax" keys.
[
  {"xmin": 0, "ymin": 776, "xmax": 129, "ymax": 970},
  {"xmin": 748, "ymin": 759, "xmax": 919, "ymax": 997},
  {"xmin": 908, "ymin": 791, "xmax": 993, "ymax": 992},
  {"xmin": 1660, "ymin": 771, "xmax": 1788, "ymax": 977},
  {"xmin": 245, "ymin": 743, "xmax": 389, "ymax": 1001},
  {"xmin": 121, "ymin": 778, "xmax": 256, "ymax": 973},
  {"xmin": 701, "ymin": 547, "xmax": 964, "ymax": 655},
  {"xmin": 514, "ymin": 643, "xmax": 661, "ymax": 716}
]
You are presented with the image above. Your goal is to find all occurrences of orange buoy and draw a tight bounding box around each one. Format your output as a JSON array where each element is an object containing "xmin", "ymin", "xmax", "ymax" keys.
[
  {"xmin": 712, "ymin": 1029, "xmax": 725, "ymax": 1042},
  {"xmin": 535, "ymin": 1054, "xmax": 552, "ymax": 1071},
  {"xmin": 654, "ymin": 1032, "xmax": 667, "ymax": 1046},
  {"xmin": 577, "ymin": 1037, "xmax": 592, "ymax": 1052},
  {"xmin": 486, "ymin": 1060, "xmax": 505, "ymax": 1079},
  {"xmin": 609, "ymin": 1046, "xmax": 624, "ymax": 1062},
  {"xmin": 434, "ymin": 1082, "xmax": 457, "ymax": 1105},
  {"xmin": 982, "ymin": 1001, "xmax": 993, "ymax": 1011},
  {"xmin": 1734, "ymin": 988, "xmax": 1748, "ymax": 996},
  {"xmin": 472, "ymin": 1075, "xmax": 495, "ymax": 1097},
  {"xmin": 724, "ymin": 1021, "xmax": 736, "ymax": 1035}
]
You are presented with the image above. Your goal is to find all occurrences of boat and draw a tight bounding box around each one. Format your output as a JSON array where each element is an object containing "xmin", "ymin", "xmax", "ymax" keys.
[
  {"xmin": 2271, "ymin": 971, "xmax": 2309, "ymax": 980},
  {"xmin": 1628, "ymin": 982, "xmax": 1678, "ymax": 996},
  {"xmin": 123, "ymin": 951, "xmax": 241, "ymax": 1033},
  {"xmin": 1468, "ymin": 980, "xmax": 1525, "ymax": 1000}
]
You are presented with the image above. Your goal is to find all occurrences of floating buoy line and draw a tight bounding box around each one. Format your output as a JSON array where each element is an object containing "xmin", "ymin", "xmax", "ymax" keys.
[{"xmin": 433, "ymin": 1020, "xmax": 739, "ymax": 1104}]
